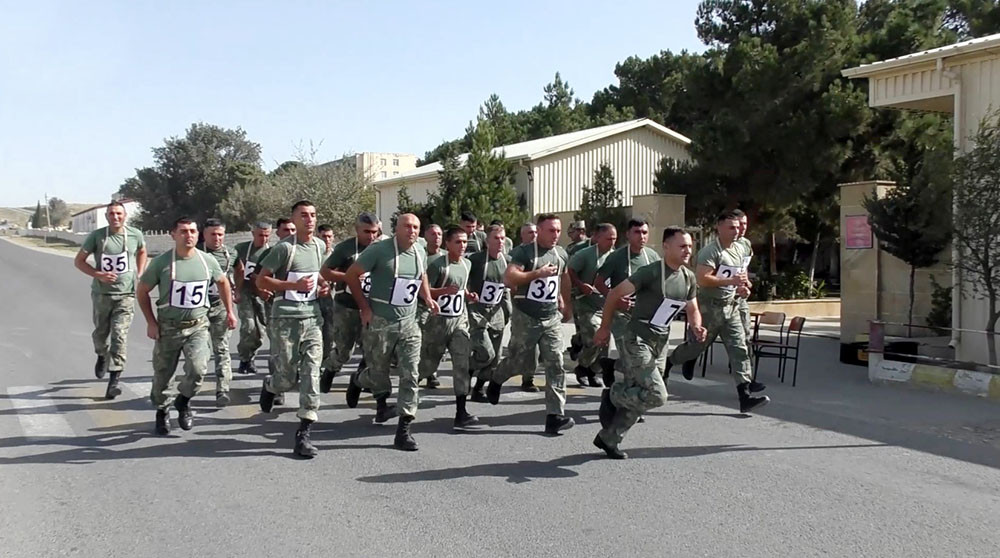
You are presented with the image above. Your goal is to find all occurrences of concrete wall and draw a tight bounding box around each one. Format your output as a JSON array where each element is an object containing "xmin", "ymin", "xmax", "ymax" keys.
[{"xmin": 839, "ymin": 181, "xmax": 951, "ymax": 343}]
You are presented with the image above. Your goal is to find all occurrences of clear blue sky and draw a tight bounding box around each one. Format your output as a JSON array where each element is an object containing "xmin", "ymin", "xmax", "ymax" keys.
[{"xmin": 0, "ymin": 0, "xmax": 705, "ymax": 207}]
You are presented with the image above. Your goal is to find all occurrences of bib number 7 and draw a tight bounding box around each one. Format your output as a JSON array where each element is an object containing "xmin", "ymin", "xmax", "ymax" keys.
[
  {"xmin": 526, "ymin": 276, "xmax": 559, "ymax": 303},
  {"xmin": 649, "ymin": 298, "xmax": 686, "ymax": 328}
]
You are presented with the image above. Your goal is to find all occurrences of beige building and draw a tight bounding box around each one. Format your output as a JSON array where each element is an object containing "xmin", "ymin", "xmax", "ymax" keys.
[
  {"xmin": 328, "ymin": 152, "xmax": 418, "ymax": 182},
  {"xmin": 372, "ymin": 118, "xmax": 691, "ymax": 228},
  {"xmin": 844, "ymin": 33, "xmax": 1000, "ymax": 364}
]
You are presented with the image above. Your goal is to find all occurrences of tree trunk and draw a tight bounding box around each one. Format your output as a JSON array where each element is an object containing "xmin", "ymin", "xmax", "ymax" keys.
[
  {"xmin": 907, "ymin": 265, "xmax": 915, "ymax": 338},
  {"xmin": 988, "ymin": 298, "xmax": 998, "ymax": 368},
  {"xmin": 808, "ymin": 230, "xmax": 821, "ymax": 297},
  {"xmin": 769, "ymin": 231, "xmax": 778, "ymax": 298}
]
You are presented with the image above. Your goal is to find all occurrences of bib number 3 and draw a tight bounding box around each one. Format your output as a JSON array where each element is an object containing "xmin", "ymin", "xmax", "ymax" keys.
[
  {"xmin": 526, "ymin": 276, "xmax": 559, "ymax": 303},
  {"xmin": 391, "ymin": 277, "xmax": 421, "ymax": 306}
]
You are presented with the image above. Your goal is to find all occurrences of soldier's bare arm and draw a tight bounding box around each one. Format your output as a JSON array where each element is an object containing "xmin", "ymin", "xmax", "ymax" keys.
[{"xmin": 136, "ymin": 280, "xmax": 159, "ymax": 340}]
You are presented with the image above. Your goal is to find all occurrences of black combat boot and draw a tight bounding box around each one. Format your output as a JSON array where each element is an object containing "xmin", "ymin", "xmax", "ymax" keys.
[
  {"xmin": 470, "ymin": 376, "xmax": 488, "ymax": 403},
  {"xmin": 320, "ymin": 367, "xmax": 336, "ymax": 393},
  {"xmin": 94, "ymin": 355, "xmax": 106, "ymax": 379},
  {"xmin": 520, "ymin": 377, "xmax": 539, "ymax": 393},
  {"xmin": 587, "ymin": 372, "xmax": 603, "ymax": 388},
  {"xmin": 598, "ymin": 389, "xmax": 615, "ymax": 430},
  {"xmin": 593, "ymin": 433, "xmax": 628, "ymax": 459},
  {"xmin": 215, "ymin": 391, "xmax": 230, "ymax": 408},
  {"xmin": 394, "ymin": 415, "xmax": 418, "ymax": 451},
  {"xmin": 237, "ymin": 360, "xmax": 256, "ymax": 375},
  {"xmin": 681, "ymin": 357, "xmax": 697, "ymax": 381},
  {"xmin": 749, "ymin": 381, "xmax": 766, "ymax": 393},
  {"xmin": 345, "ymin": 372, "xmax": 362, "ymax": 408},
  {"xmin": 544, "ymin": 414, "xmax": 575, "ymax": 435},
  {"xmin": 737, "ymin": 382, "xmax": 770, "ymax": 413},
  {"xmin": 154, "ymin": 409, "xmax": 170, "ymax": 435},
  {"xmin": 105, "ymin": 371, "xmax": 122, "ymax": 400},
  {"xmin": 599, "ymin": 357, "xmax": 617, "ymax": 387},
  {"xmin": 568, "ymin": 337, "xmax": 582, "ymax": 361},
  {"xmin": 424, "ymin": 374, "xmax": 441, "ymax": 389},
  {"xmin": 453, "ymin": 396, "xmax": 481, "ymax": 430},
  {"xmin": 574, "ymin": 365, "xmax": 590, "ymax": 387},
  {"xmin": 374, "ymin": 396, "xmax": 397, "ymax": 424},
  {"xmin": 174, "ymin": 394, "xmax": 194, "ymax": 431},
  {"xmin": 273, "ymin": 391, "xmax": 285, "ymax": 406},
  {"xmin": 486, "ymin": 380, "xmax": 503, "ymax": 405},
  {"xmin": 259, "ymin": 378, "xmax": 275, "ymax": 412},
  {"xmin": 294, "ymin": 418, "xmax": 318, "ymax": 459}
]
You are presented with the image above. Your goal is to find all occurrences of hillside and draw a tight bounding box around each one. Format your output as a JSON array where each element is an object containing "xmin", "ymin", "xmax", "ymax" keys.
[{"xmin": 1, "ymin": 203, "xmax": 102, "ymax": 227}]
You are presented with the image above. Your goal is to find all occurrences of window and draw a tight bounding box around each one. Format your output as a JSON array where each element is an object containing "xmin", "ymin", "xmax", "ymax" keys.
[
  {"xmin": 381, "ymin": 171, "xmax": 387, "ymax": 178},
  {"xmin": 380, "ymin": 158, "xmax": 386, "ymax": 166},
  {"xmin": 393, "ymin": 158, "xmax": 399, "ymax": 166},
  {"xmin": 393, "ymin": 171, "xmax": 399, "ymax": 176}
]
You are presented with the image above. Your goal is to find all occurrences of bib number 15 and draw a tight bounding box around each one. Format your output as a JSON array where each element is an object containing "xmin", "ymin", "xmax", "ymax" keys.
[{"xmin": 170, "ymin": 280, "xmax": 208, "ymax": 309}]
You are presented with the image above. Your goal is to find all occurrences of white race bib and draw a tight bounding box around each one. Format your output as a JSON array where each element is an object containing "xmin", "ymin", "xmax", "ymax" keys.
[
  {"xmin": 741, "ymin": 256, "xmax": 751, "ymax": 271},
  {"xmin": 170, "ymin": 280, "xmax": 209, "ymax": 309},
  {"xmin": 649, "ymin": 297, "xmax": 686, "ymax": 328},
  {"xmin": 526, "ymin": 276, "xmax": 559, "ymax": 303},
  {"xmin": 716, "ymin": 264, "xmax": 740, "ymax": 291},
  {"xmin": 436, "ymin": 291, "xmax": 465, "ymax": 317},
  {"xmin": 243, "ymin": 261, "xmax": 257, "ymax": 280},
  {"xmin": 347, "ymin": 272, "xmax": 372, "ymax": 297},
  {"xmin": 479, "ymin": 281, "xmax": 504, "ymax": 306},
  {"xmin": 284, "ymin": 271, "xmax": 318, "ymax": 302},
  {"xmin": 390, "ymin": 277, "xmax": 421, "ymax": 306},
  {"xmin": 100, "ymin": 252, "xmax": 129, "ymax": 274}
]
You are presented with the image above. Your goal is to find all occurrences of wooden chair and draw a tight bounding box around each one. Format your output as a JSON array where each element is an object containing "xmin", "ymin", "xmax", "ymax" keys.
[{"xmin": 753, "ymin": 316, "xmax": 806, "ymax": 386}]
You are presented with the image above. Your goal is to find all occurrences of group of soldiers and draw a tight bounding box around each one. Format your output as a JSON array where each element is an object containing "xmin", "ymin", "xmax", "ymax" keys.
[{"xmin": 75, "ymin": 199, "xmax": 770, "ymax": 460}]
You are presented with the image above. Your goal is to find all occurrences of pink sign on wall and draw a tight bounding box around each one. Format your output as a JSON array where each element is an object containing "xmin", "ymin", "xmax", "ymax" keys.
[{"xmin": 845, "ymin": 215, "xmax": 873, "ymax": 249}]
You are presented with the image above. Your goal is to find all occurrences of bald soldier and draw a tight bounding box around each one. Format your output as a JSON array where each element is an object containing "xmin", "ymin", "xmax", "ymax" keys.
[
  {"xmin": 485, "ymin": 214, "xmax": 575, "ymax": 435},
  {"xmin": 344, "ymin": 213, "xmax": 438, "ymax": 451},
  {"xmin": 74, "ymin": 200, "xmax": 147, "ymax": 399},
  {"xmin": 592, "ymin": 227, "xmax": 706, "ymax": 458},
  {"xmin": 137, "ymin": 217, "xmax": 235, "ymax": 435}
]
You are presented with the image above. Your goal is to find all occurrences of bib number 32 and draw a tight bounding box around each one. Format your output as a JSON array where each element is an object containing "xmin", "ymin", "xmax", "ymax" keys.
[{"xmin": 526, "ymin": 276, "xmax": 558, "ymax": 303}]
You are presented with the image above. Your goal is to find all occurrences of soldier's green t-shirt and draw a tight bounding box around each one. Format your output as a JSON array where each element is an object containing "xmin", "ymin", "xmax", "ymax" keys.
[
  {"xmin": 356, "ymin": 238, "xmax": 425, "ymax": 321},
  {"xmin": 628, "ymin": 261, "xmax": 697, "ymax": 341},
  {"xmin": 325, "ymin": 237, "xmax": 374, "ymax": 309},
  {"xmin": 204, "ymin": 245, "xmax": 235, "ymax": 307},
  {"xmin": 466, "ymin": 250, "xmax": 508, "ymax": 317},
  {"xmin": 140, "ymin": 249, "xmax": 224, "ymax": 322},
  {"xmin": 568, "ymin": 244, "xmax": 613, "ymax": 313},
  {"xmin": 510, "ymin": 242, "xmax": 568, "ymax": 320},
  {"xmin": 696, "ymin": 239, "xmax": 744, "ymax": 301},
  {"xmin": 426, "ymin": 254, "xmax": 471, "ymax": 320},
  {"xmin": 233, "ymin": 240, "xmax": 270, "ymax": 293},
  {"xmin": 259, "ymin": 236, "xmax": 325, "ymax": 319},
  {"xmin": 736, "ymin": 237, "xmax": 753, "ymax": 270},
  {"xmin": 567, "ymin": 239, "xmax": 590, "ymax": 257},
  {"xmin": 464, "ymin": 230, "xmax": 488, "ymax": 255},
  {"xmin": 597, "ymin": 245, "xmax": 661, "ymax": 290},
  {"xmin": 81, "ymin": 225, "xmax": 146, "ymax": 295}
]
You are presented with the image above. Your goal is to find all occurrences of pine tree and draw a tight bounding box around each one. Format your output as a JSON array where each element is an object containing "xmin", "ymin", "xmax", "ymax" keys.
[
  {"xmin": 31, "ymin": 202, "xmax": 43, "ymax": 229},
  {"xmin": 575, "ymin": 163, "xmax": 628, "ymax": 240}
]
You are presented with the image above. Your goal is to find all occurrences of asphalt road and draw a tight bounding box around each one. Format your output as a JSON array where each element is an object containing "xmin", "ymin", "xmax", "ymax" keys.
[{"xmin": 1, "ymin": 237, "xmax": 999, "ymax": 558}]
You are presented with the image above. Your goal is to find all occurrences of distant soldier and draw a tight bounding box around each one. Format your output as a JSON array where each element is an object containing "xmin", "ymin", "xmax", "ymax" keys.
[
  {"xmin": 255, "ymin": 217, "xmax": 295, "ymax": 406},
  {"xmin": 256, "ymin": 200, "xmax": 332, "ymax": 458},
  {"xmin": 418, "ymin": 223, "xmax": 445, "ymax": 388},
  {"xmin": 461, "ymin": 212, "xmax": 488, "ymax": 255},
  {"xmin": 566, "ymin": 220, "xmax": 590, "ymax": 257},
  {"xmin": 233, "ymin": 221, "xmax": 271, "ymax": 375},
  {"xmin": 490, "ymin": 219, "xmax": 514, "ymax": 254},
  {"xmin": 592, "ymin": 227, "xmax": 706, "ymax": 459},
  {"xmin": 73, "ymin": 200, "xmax": 147, "ymax": 399},
  {"xmin": 318, "ymin": 224, "xmax": 337, "ymax": 366},
  {"xmin": 668, "ymin": 211, "xmax": 770, "ymax": 414},
  {"xmin": 201, "ymin": 218, "xmax": 237, "ymax": 407},
  {"xmin": 136, "ymin": 218, "xmax": 234, "ymax": 435},
  {"xmin": 568, "ymin": 223, "xmax": 617, "ymax": 387},
  {"xmin": 484, "ymin": 214, "xmax": 575, "ymax": 435}
]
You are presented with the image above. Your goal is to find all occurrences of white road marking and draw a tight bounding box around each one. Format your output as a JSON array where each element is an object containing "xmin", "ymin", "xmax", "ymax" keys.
[{"xmin": 4, "ymin": 385, "xmax": 76, "ymax": 439}]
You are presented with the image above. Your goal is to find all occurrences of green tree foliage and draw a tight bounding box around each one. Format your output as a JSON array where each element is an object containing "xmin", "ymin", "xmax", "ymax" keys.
[
  {"xmin": 392, "ymin": 185, "xmax": 433, "ymax": 230},
  {"xmin": 574, "ymin": 163, "xmax": 629, "ymax": 241},
  {"xmin": 119, "ymin": 123, "xmax": 263, "ymax": 230},
  {"xmin": 47, "ymin": 197, "xmax": 70, "ymax": 228},
  {"xmin": 951, "ymin": 109, "xmax": 1000, "ymax": 365},
  {"xmin": 425, "ymin": 119, "xmax": 528, "ymax": 230},
  {"xmin": 30, "ymin": 202, "xmax": 43, "ymax": 228}
]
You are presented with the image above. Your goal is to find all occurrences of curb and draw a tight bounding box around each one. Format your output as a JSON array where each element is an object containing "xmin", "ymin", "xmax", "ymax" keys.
[
  {"xmin": 869, "ymin": 354, "xmax": 1000, "ymax": 401},
  {"xmin": 0, "ymin": 236, "xmax": 76, "ymax": 259}
]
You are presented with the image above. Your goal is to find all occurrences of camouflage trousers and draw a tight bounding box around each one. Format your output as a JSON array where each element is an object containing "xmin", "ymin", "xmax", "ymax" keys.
[
  {"xmin": 91, "ymin": 292, "xmax": 135, "ymax": 373},
  {"xmin": 599, "ymin": 329, "xmax": 670, "ymax": 449},
  {"xmin": 207, "ymin": 302, "xmax": 232, "ymax": 394},
  {"xmin": 320, "ymin": 296, "xmax": 336, "ymax": 364},
  {"xmin": 492, "ymin": 308, "xmax": 567, "ymax": 416},
  {"xmin": 468, "ymin": 307, "xmax": 507, "ymax": 379},
  {"xmin": 321, "ymin": 301, "xmax": 363, "ymax": 374},
  {"xmin": 359, "ymin": 315, "xmax": 421, "ymax": 418},
  {"xmin": 150, "ymin": 317, "xmax": 210, "ymax": 410},
  {"xmin": 419, "ymin": 314, "xmax": 472, "ymax": 397},
  {"xmin": 265, "ymin": 316, "xmax": 322, "ymax": 422},
  {"xmin": 738, "ymin": 296, "xmax": 752, "ymax": 343},
  {"xmin": 575, "ymin": 306, "xmax": 607, "ymax": 373},
  {"xmin": 236, "ymin": 295, "xmax": 267, "ymax": 362},
  {"xmin": 610, "ymin": 310, "xmax": 631, "ymax": 374},
  {"xmin": 669, "ymin": 297, "xmax": 753, "ymax": 385}
]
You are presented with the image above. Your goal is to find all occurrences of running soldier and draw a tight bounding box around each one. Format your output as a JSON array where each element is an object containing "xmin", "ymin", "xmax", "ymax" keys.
[
  {"xmin": 74, "ymin": 200, "xmax": 147, "ymax": 399},
  {"xmin": 417, "ymin": 226, "xmax": 481, "ymax": 429},
  {"xmin": 318, "ymin": 212, "xmax": 381, "ymax": 392},
  {"xmin": 516, "ymin": 221, "xmax": 541, "ymax": 391},
  {"xmin": 233, "ymin": 222, "xmax": 272, "ymax": 375},
  {"xmin": 566, "ymin": 220, "xmax": 590, "ymax": 257},
  {"xmin": 201, "ymin": 218, "xmax": 237, "ymax": 407},
  {"xmin": 568, "ymin": 223, "xmax": 617, "ymax": 387},
  {"xmin": 136, "ymin": 218, "xmax": 235, "ymax": 435},
  {"xmin": 485, "ymin": 214, "xmax": 575, "ymax": 435},
  {"xmin": 344, "ymin": 213, "xmax": 437, "ymax": 451},
  {"xmin": 461, "ymin": 212, "xmax": 488, "ymax": 255},
  {"xmin": 592, "ymin": 227, "xmax": 706, "ymax": 458},
  {"xmin": 256, "ymin": 217, "xmax": 295, "ymax": 406},
  {"xmin": 467, "ymin": 224, "xmax": 509, "ymax": 402},
  {"xmin": 256, "ymin": 200, "xmax": 332, "ymax": 458},
  {"xmin": 418, "ymin": 223, "xmax": 445, "ymax": 388},
  {"xmin": 318, "ymin": 224, "xmax": 337, "ymax": 366},
  {"xmin": 669, "ymin": 211, "xmax": 770, "ymax": 413}
]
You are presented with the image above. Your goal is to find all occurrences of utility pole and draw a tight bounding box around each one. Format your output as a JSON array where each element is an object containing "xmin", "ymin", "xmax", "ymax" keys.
[{"xmin": 44, "ymin": 193, "xmax": 51, "ymax": 243}]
